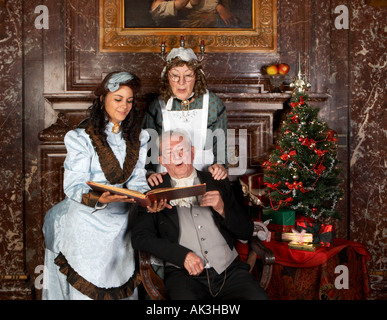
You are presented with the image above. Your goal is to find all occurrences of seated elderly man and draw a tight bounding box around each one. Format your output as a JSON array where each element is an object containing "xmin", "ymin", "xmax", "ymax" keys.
[{"xmin": 131, "ymin": 129, "xmax": 268, "ymax": 300}]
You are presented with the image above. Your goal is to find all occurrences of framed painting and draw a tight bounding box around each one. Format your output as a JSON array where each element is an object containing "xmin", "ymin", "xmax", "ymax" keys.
[{"xmin": 99, "ymin": 0, "xmax": 277, "ymax": 53}]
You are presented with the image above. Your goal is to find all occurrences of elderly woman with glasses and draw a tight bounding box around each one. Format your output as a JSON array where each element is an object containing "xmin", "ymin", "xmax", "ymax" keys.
[{"xmin": 143, "ymin": 46, "xmax": 228, "ymax": 186}]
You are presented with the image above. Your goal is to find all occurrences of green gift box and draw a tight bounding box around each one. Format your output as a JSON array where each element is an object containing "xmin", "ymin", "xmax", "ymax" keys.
[{"xmin": 262, "ymin": 208, "xmax": 295, "ymax": 232}]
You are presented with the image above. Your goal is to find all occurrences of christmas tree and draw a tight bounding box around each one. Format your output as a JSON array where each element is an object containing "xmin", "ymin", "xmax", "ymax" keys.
[{"xmin": 263, "ymin": 92, "xmax": 344, "ymax": 220}]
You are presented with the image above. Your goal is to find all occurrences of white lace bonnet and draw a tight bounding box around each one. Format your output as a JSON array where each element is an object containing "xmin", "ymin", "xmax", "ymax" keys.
[{"xmin": 161, "ymin": 47, "xmax": 200, "ymax": 78}]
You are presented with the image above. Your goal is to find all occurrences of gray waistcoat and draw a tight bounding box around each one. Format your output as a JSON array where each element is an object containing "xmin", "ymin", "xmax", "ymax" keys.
[{"xmin": 174, "ymin": 203, "xmax": 237, "ymax": 275}]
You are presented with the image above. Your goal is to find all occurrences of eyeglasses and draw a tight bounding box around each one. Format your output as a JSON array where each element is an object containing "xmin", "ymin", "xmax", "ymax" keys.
[
  {"xmin": 168, "ymin": 72, "xmax": 195, "ymax": 83},
  {"xmin": 161, "ymin": 147, "xmax": 190, "ymax": 160}
]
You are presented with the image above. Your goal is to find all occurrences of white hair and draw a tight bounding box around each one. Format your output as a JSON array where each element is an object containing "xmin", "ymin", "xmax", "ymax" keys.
[{"xmin": 158, "ymin": 129, "xmax": 193, "ymax": 155}]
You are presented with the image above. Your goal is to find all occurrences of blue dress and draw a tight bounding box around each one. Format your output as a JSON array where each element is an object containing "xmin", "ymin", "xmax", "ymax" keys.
[{"xmin": 42, "ymin": 122, "xmax": 149, "ymax": 299}]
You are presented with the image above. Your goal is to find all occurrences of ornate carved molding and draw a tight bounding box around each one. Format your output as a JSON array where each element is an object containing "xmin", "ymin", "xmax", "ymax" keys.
[
  {"xmin": 38, "ymin": 113, "xmax": 72, "ymax": 143},
  {"xmin": 99, "ymin": 0, "xmax": 277, "ymax": 53}
]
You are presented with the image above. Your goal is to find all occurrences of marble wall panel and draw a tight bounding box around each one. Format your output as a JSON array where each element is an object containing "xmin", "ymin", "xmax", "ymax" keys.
[
  {"xmin": 22, "ymin": 0, "xmax": 47, "ymax": 300},
  {"xmin": 349, "ymin": 0, "xmax": 387, "ymax": 297},
  {"xmin": 321, "ymin": 0, "xmax": 351, "ymax": 239},
  {"xmin": 0, "ymin": 0, "xmax": 31, "ymax": 298}
]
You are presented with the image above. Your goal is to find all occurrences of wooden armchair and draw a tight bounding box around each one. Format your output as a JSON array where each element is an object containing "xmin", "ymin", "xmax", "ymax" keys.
[{"xmin": 138, "ymin": 236, "xmax": 275, "ymax": 300}]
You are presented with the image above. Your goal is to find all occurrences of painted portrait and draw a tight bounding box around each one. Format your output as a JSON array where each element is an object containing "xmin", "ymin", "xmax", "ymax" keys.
[{"xmin": 124, "ymin": 0, "xmax": 253, "ymax": 29}]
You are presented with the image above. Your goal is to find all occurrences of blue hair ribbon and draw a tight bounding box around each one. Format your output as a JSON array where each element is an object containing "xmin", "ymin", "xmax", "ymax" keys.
[{"xmin": 105, "ymin": 72, "xmax": 134, "ymax": 92}]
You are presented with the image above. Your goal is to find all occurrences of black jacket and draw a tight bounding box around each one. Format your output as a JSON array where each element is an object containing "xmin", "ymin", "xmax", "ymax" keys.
[{"xmin": 131, "ymin": 171, "xmax": 253, "ymax": 268}]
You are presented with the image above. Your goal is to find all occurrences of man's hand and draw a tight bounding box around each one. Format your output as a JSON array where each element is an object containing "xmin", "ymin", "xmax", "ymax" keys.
[
  {"xmin": 147, "ymin": 172, "xmax": 167, "ymax": 187},
  {"xmin": 98, "ymin": 191, "xmax": 136, "ymax": 204},
  {"xmin": 208, "ymin": 164, "xmax": 228, "ymax": 180},
  {"xmin": 146, "ymin": 198, "xmax": 172, "ymax": 213},
  {"xmin": 200, "ymin": 190, "xmax": 225, "ymax": 218},
  {"xmin": 184, "ymin": 252, "xmax": 204, "ymax": 276}
]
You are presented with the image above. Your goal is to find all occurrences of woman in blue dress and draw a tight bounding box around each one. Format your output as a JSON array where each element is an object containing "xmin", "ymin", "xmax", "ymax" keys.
[{"xmin": 42, "ymin": 71, "xmax": 155, "ymax": 299}]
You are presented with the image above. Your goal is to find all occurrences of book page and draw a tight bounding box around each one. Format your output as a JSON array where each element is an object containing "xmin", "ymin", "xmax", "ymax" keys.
[{"xmin": 86, "ymin": 181, "xmax": 146, "ymax": 199}]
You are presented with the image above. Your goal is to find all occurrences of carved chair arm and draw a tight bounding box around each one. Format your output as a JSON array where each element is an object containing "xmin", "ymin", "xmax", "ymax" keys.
[
  {"xmin": 250, "ymin": 237, "xmax": 275, "ymax": 290},
  {"xmin": 138, "ymin": 250, "xmax": 167, "ymax": 300}
]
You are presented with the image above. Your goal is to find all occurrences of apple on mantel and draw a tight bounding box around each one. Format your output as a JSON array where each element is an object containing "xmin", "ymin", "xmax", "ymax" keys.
[
  {"xmin": 278, "ymin": 63, "xmax": 290, "ymax": 74},
  {"xmin": 265, "ymin": 63, "xmax": 290, "ymax": 75}
]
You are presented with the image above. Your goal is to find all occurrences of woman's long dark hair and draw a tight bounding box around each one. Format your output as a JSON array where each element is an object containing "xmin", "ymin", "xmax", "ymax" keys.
[{"xmin": 88, "ymin": 71, "xmax": 143, "ymax": 146}]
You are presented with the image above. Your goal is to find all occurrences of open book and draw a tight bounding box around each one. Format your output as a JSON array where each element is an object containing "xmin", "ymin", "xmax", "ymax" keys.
[{"xmin": 86, "ymin": 181, "xmax": 206, "ymax": 207}]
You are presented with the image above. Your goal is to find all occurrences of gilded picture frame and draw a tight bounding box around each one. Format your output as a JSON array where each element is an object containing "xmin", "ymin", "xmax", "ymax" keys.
[{"xmin": 99, "ymin": 0, "xmax": 277, "ymax": 53}]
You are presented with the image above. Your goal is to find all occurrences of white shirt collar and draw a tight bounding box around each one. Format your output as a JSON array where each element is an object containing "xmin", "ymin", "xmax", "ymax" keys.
[{"xmin": 170, "ymin": 169, "xmax": 198, "ymax": 207}]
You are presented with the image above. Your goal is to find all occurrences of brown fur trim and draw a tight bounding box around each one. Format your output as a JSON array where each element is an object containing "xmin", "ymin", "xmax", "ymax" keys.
[
  {"xmin": 54, "ymin": 252, "xmax": 141, "ymax": 300},
  {"xmin": 85, "ymin": 125, "xmax": 140, "ymax": 185}
]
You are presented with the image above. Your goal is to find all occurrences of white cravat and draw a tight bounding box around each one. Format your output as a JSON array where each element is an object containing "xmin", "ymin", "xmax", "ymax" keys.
[{"xmin": 170, "ymin": 169, "xmax": 198, "ymax": 207}]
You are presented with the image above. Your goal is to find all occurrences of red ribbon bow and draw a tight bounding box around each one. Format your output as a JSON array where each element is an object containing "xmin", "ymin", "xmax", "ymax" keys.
[
  {"xmin": 265, "ymin": 181, "xmax": 281, "ymax": 189},
  {"xmin": 291, "ymin": 114, "xmax": 299, "ymax": 124},
  {"xmin": 280, "ymin": 150, "xmax": 297, "ymax": 161},
  {"xmin": 313, "ymin": 164, "xmax": 326, "ymax": 175},
  {"xmin": 302, "ymin": 138, "xmax": 316, "ymax": 149},
  {"xmin": 262, "ymin": 161, "xmax": 272, "ymax": 169},
  {"xmin": 314, "ymin": 149, "xmax": 328, "ymax": 157},
  {"xmin": 285, "ymin": 181, "xmax": 307, "ymax": 193},
  {"xmin": 290, "ymin": 96, "xmax": 305, "ymax": 108},
  {"xmin": 327, "ymin": 129, "xmax": 338, "ymax": 142}
]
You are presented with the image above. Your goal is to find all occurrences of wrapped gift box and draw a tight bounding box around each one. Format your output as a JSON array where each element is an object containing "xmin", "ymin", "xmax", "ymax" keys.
[
  {"xmin": 262, "ymin": 208, "xmax": 295, "ymax": 232},
  {"xmin": 281, "ymin": 230, "xmax": 313, "ymax": 244},
  {"xmin": 295, "ymin": 216, "xmax": 335, "ymax": 247}
]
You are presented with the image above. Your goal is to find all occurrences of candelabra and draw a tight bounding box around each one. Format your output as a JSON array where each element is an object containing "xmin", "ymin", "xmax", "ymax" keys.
[{"xmin": 160, "ymin": 36, "xmax": 205, "ymax": 62}]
